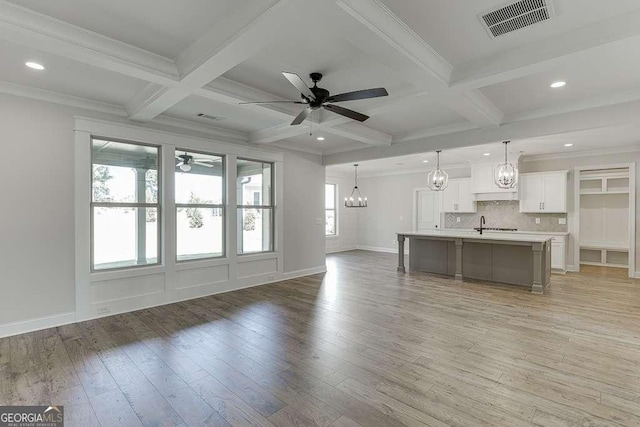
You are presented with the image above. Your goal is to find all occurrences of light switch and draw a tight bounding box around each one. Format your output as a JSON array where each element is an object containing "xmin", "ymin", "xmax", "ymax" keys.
[
  {"xmin": 535, "ymin": 218, "xmax": 541, "ymax": 224},
  {"xmin": 456, "ymin": 217, "xmax": 461, "ymax": 223},
  {"xmin": 559, "ymin": 218, "xmax": 567, "ymax": 225}
]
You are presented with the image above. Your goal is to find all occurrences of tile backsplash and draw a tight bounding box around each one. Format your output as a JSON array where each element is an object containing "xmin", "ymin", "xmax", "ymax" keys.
[{"xmin": 444, "ymin": 201, "xmax": 568, "ymax": 232}]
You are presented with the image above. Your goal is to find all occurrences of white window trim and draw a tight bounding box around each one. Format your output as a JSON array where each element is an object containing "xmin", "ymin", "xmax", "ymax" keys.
[
  {"xmin": 74, "ymin": 116, "xmax": 284, "ymax": 321},
  {"xmin": 325, "ymin": 183, "xmax": 338, "ymax": 237}
]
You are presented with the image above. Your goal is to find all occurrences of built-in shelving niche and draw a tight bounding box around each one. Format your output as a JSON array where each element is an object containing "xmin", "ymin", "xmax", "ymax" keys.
[{"xmin": 579, "ymin": 168, "xmax": 630, "ymax": 268}]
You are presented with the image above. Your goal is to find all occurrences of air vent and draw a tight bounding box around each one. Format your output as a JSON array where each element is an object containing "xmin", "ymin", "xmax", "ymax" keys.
[
  {"xmin": 479, "ymin": 0, "xmax": 555, "ymax": 38},
  {"xmin": 196, "ymin": 113, "xmax": 224, "ymax": 121}
]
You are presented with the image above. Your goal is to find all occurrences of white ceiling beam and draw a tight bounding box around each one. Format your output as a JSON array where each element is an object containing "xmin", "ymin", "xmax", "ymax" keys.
[
  {"xmin": 126, "ymin": 0, "xmax": 293, "ymax": 122},
  {"xmin": 324, "ymin": 122, "xmax": 392, "ymax": 146},
  {"xmin": 335, "ymin": 0, "xmax": 503, "ymax": 127},
  {"xmin": 323, "ymin": 98, "xmax": 640, "ymax": 165},
  {"xmin": 0, "ymin": 0, "xmax": 179, "ymax": 84},
  {"xmin": 450, "ymin": 10, "xmax": 640, "ymax": 91}
]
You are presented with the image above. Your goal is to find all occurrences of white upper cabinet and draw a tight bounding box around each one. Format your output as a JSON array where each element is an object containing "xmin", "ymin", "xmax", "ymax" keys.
[
  {"xmin": 442, "ymin": 178, "xmax": 476, "ymax": 213},
  {"xmin": 519, "ymin": 171, "xmax": 568, "ymax": 213},
  {"xmin": 471, "ymin": 163, "xmax": 518, "ymax": 194}
]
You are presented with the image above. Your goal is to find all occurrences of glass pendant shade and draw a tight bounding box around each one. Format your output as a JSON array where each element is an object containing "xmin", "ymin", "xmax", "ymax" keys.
[
  {"xmin": 345, "ymin": 164, "xmax": 367, "ymax": 208},
  {"xmin": 495, "ymin": 141, "xmax": 518, "ymax": 188},
  {"xmin": 427, "ymin": 150, "xmax": 449, "ymax": 191}
]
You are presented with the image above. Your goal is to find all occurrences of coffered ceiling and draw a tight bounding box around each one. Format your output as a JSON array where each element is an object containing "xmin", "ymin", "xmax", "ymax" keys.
[{"xmin": 1, "ymin": 0, "xmax": 639, "ymax": 161}]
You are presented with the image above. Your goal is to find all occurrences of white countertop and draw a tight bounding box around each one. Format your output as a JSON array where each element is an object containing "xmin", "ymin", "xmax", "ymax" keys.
[
  {"xmin": 397, "ymin": 230, "xmax": 552, "ymax": 243},
  {"xmin": 450, "ymin": 229, "xmax": 569, "ymax": 236}
]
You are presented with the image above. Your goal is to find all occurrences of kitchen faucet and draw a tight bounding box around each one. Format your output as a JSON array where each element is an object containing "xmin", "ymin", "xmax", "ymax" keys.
[{"xmin": 479, "ymin": 215, "xmax": 485, "ymax": 235}]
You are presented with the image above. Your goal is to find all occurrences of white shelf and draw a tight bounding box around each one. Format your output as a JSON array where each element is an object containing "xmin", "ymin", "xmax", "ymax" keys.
[
  {"xmin": 581, "ymin": 261, "xmax": 628, "ymax": 268},
  {"xmin": 580, "ymin": 190, "xmax": 629, "ymax": 195},
  {"xmin": 580, "ymin": 242, "xmax": 628, "ymax": 251}
]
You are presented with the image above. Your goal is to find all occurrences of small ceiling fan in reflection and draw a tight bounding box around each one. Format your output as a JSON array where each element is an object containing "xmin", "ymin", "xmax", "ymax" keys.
[
  {"xmin": 175, "ymin": 152, "xmax": 214, "ymax": 172},
  {"xmin": 240, "ymin": 72, "xmax": 388, "ymax": 125}
]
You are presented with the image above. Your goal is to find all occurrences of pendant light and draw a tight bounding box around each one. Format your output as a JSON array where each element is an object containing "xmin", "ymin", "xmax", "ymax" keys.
[
  {"xmin": 345, "ymin": 164, "xmax": 367, "ymax": 208},
  {"xmin": 495, "ymin": 140, "xmax": 518, "ymax": 188},
  {"xmin": 427, "ymin": 150, "xmax": 449, "ymax": 191}
]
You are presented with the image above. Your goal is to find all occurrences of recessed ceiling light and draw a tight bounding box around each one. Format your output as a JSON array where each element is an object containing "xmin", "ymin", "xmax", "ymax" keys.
[
  {"xmin": 316, "ymin": 136, "xmax": 325, "ymax": 141},
  {"xmin": 25, "ymin": 62, "xmax": 45, "ymax": 70},
  {"xmin": 564, "ymin": 143, "xmax": 573, "ymax": 147},
  {"xmin": 422, "ymin": 160, "xmax": 429, "ymax": 163},
  {"xmin": 483, "ymin": 153, "xmax": 491, "ymax": 156},
  {"xmin": 550, "ymin": 81, "xmax": 566, "ymax": 88}
]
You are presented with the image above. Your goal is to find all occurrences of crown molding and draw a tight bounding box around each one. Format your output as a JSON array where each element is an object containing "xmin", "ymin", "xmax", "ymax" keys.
[
  {"xmin": 0, "ymin": 0, "xmax": 178, "ymax": 83},
  {"xmin": 356, "ymin": 163, "xmax": 471, "ymax": 179},
  {"xmin": 522, "ymin": 146, "xmax": 640, "ymax": 163},
  {"xmin": 0, "ymin": 80, "xmax": 127, "ymax": 116}
]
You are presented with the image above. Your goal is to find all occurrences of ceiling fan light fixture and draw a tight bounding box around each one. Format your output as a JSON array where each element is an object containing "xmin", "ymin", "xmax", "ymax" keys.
[
  {"xmin": 495, "ymin": 141, "xmax": 518, "ymax": 188},
  {"xmin": 427, "ymin": 150, "xmax": 448, "ymax": 191},
  {"xmin": 179, "ymin": 163, "xmax": 191, "ymax": 172}
]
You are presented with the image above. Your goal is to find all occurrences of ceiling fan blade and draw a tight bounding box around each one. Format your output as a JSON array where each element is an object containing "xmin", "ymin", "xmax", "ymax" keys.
[
  {"xmin": 323, "ymin": 104, "xmax": 369, "ymax": 122},
  {"xmin": 193, "ymin": 161, "xmax": 214, "ymax": 168},
  {"xmin": 291, "ymin": 108, "xmax": 311, "ymax": 125},
  {"xmin": 327, "ymin": 87, "xmax": 388, "ymax": 103},
  {"xmin": 239, "ymin": 100, "xmax": 305, "ymax": 105},
  {"xmin": 193, "ymin": 158, "xmax": 214, "ymax": 163},
  {"xmin": 282, "ymin": 72, "xmax": 315, "ymax": 100}
]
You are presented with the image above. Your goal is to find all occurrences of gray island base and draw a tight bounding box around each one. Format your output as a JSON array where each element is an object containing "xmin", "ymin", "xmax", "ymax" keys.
[{"xmin": 397, "ymin": 230, "xmax": 551, "ymax": 294}]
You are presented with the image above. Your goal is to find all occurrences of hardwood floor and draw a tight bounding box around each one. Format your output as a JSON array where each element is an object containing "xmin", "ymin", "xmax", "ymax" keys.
[{"xmin": 2, "ymin": 250, "xmax": 640, "ymax": 426}]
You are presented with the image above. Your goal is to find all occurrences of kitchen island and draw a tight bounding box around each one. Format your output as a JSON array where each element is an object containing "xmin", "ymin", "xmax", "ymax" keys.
[{"xmin": 396, "ymin": 230, "xmax": 552, "ymax": 294}]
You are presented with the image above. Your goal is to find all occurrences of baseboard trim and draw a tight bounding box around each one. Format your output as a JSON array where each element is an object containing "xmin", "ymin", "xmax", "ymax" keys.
[
  {"xmin": 326, "ymin": 246, "xmax": 357, "ymax": 254},
  {"xmin": 0, "ymin": 312, "xmax": 76, "ymax": 339},
  {"xmin": 282, "ymin": 266, "xmax": 327, "ymax": 280},
  {"xmin": 635, "ymin": 271, "xmax": 640, "ymax": 279},
  {"xmin": 357, "ymin": 245, "xmax": 409, "ymax": 255},
  {"xmin": 1, "ymin": 267, "xmax": 328, "ymax": 339}
]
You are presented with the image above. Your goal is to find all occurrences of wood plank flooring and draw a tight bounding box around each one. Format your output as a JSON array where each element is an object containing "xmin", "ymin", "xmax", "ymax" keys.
[{"xmin": 2, "ymin": 250, "xmax": 640, "ymax": 426}]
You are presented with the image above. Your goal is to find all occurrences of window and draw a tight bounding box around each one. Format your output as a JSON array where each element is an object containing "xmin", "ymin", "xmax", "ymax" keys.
[
  {"xmin": 175, "ymin": 150, "xmax": 225, "ymax": 261},
  {"xmin": 91, "ymin": 138, "xmax": 160, "ymax": 270},
  {"xmin": 237, "ymin": 159, "xmax": 274, "ymax": 254},
  {"xmin": 325, "ymin": 183, "xmax": 337, "ymax": 236}
]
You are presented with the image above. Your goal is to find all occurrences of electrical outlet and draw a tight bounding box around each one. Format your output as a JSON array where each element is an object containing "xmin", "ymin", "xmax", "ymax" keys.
[
  {"xmin": 456, "ymin": 217, "xmax": 461, "ymax": 223},
  {"xmin": 559, "ymin": 218, "xmax": 567, "ymax": 225},
  {"xmin": 535, "ymin": 218, "xmax": 541, "ymax": 224},
  {"xmin": 97, "ymin": 305, "xmax": 110, "ymax": 315}
]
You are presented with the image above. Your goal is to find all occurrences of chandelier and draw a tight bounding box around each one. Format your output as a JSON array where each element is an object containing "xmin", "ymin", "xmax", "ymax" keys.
[
  {"xmin": 345, "ymin": 164, "xmax": 367, "ymax": 208},
  {"xmin": 495, "ymin": 140, "xmax": 518, "ymax": 188},
  {"xmin": 427, "ymin": 150, "xmax": 449, "ymax": 191}
]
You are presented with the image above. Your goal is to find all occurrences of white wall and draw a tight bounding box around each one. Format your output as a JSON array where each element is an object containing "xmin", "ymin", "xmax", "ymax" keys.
[
  {"xmin": 0, "ymin": 95, "xmax": 76, "ymax": 326},
  {"xmin": 325, "ymin": 174, "xmax": 358, "ymax": 253},
  {"xmin": 0, "ymin": 93, "xmax": 327, "ymax": 336},
  {"xmin": 355, "ymin": 168, "xmax": 470, "ymax": 252},
  {"xmin": 283, "ymin": 151, "xmax": 326, "ymax": 272},
  {"xmin": 521, "ymin": 151, "xmax": 639, "ymax": 275}
]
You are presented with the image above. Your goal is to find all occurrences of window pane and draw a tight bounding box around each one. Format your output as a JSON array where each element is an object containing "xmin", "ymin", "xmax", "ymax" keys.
[
  {"xmin": 325, "ymin": 184, "xmax": 335, "ymax": 209},
  {"xmin": 237, "ymin": 208, "xmax": 272, "ymax": 254},
  {"xmin": 93, "ymin": 207, "xmax": 158, "ymax": 270},
  {"xmin": 175, "ymin": 150, "xmax": 224, "ymax": 204},
  {"xmin": 237, "ymin": 159, "xmax": 272, "ymax": 205},
  {"xmin": 92, "ymin": 139, "xmax": 158, "ymax": 203},
  {"xmin": 326, "ymin": 210, "xmax": 336, "ymax": 235},
  {"xmin": 177, "ymin": 207, "xmax": 224, "ymax": 261}
]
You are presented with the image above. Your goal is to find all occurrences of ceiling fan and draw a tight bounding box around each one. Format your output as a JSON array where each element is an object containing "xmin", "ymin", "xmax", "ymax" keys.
[
  {"xmin": 175, "ymin": 152, "xmax": 214, "ymax": 172},
  {"xmin": 240, "ymin": 72, "xmax": 388, "ymax": 125}
]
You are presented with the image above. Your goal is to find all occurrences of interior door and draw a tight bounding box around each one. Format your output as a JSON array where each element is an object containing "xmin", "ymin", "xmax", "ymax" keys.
[{"xmin": 416, "ymin": 189, "xmax": 441, "ymax": 231}]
